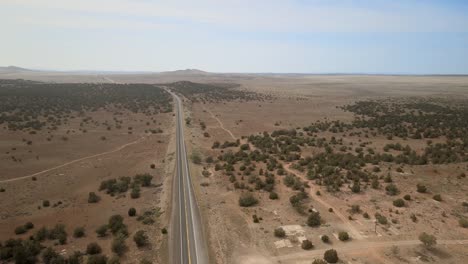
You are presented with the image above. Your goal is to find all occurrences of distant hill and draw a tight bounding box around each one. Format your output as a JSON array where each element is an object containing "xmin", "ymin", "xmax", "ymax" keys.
[
  {"xmin": 161, "ymin": 69, "xmax": 210, "ymax": 75},
  {"xmin": 0, "ymin": 66, "xmax": 35, "ymax": 74}
]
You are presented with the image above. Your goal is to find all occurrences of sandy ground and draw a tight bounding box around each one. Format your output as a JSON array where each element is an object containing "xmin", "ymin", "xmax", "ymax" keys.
[
  {"xmin": 0, "ymin": 106, "xmax": 175, "ymax": 263},
  {"xmin": 1, "ymin": 71, "xmax": 468, "ymax": 263},
  {"xmin": 176, "ymin": 74, "xmax": 468, "ymax": 264}
]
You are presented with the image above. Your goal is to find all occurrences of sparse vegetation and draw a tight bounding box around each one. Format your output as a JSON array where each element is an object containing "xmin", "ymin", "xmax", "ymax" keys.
[
  {"xmin": 419, "ymin": 232, "xmax": 437, "ymax": 248},
  {"xmin": 239, "ymin": 193, "xmax": 258, "ymax": 207}
]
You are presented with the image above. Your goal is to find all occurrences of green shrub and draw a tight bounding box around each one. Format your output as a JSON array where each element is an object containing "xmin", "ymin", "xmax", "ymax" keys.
[
  {"xmin": 274, "ymin": 227, "xmax": 286, "ymax": 238},
  {"xmin": 375, "ymin": 213, "xmax": 388, "ymax": 225},
  {"xmin": 131, "ymin": 186, "xmax": 141, "ymax": 199},
  {"xmin": 88, "ymin": 192, "xmax": 100, "ymax": 203},
  {"xmin": 24, "ymin": 222, "xmax": 34, "ymax": 230},
  {"xmin": 191, "ymin": 153, "xmax": 202, "ymax": 164},
  {"xmin": 128, "ymin": 207, "xmax": 137, "ymax": 217},
  {"xmin": 321, "ymin": 235, "xmax": 329, "ymax": 243},
  {"xmin": 161, "ymin": 228, "xmax": 168, "ymax": 234},
  {"xmin": 134, "ymin": 174, "xmax": 153, "ymax": 187},
  {"xmin": 419, "ymin": 232, "xmax": 437, "ymax": 248},
  {"xmin": 403, "ymin": 194, "xmax": 411, "ymax": 200},
  {"xmin": 95, "ymin": 225, "xmax": 108, "ymax": 237},
  {"xmin": 133, "ymin": 230, "xmax": 149, "ymax": 247},
  {"xmin": 43, "ymin": 200, "xmax": 50, "ymax": 207},
  {"xmin": 108, "ymin": 215, "xmax": 127, "ymax": 236},
  {"xmin": 338, "ymin": 231, "xmax": 349, "ymax": 241},
  {"xmin": 393, "ymin": 199, "xmax": 405, "ymax": 207},
  {"xmin": 324, "ymin": 249, "xmax": 339, "ymax": 263},
  {"xmin": 86, "ymin": 242, "xmax": 102, "ymax": 255},
  {"xmin": 15, "ymin": 226, "xmax": 27, "ymax": 235},
  {"xmin": 307, "ymin": 212, "xmax": 321, "ymax": 227},
  {"xmin": 385, "ymin": 183, "xmax": 399, "ymax": 196},
  {"xmin": 410, "ymin": 213, "xmax": 418, "ymax": 222},
  {"xmin": 416, "ymin": 184, "xmax": 427, "ymax": 193},
  {"xmin": 34, "ymin": 227, "xmax": 49, "ymax": 241},
  {"xmin": 433, "ymin": 194, "xmax": 442, "ymax": 201},
  {"xmin": 111, "ymin": 235, "xmax": 127, "ymax": 256},
  {"xmin": 312, "ymin": 259, "xmax": 327, "ymax": 264},
  {"xmin": 73, "ymin": 227, "xmax": 85, "ymax": 238},
  {"xmin": 238, "ymin": 193, "xmax": 258, "ymax": 207},
  {"xmin": 458, "ymin": 218, "xmax": 468, "ymax": 228},
  {"xmin": 269, "ymin": 192, "xmax": 279, "ymax": 200},
  {"xmin": 42, "ymin": 247, "xmax": 60, "ymax": 264},
  {"xmin": 301, "ymin": 239, "xmax": 313, "ymax": 250}
]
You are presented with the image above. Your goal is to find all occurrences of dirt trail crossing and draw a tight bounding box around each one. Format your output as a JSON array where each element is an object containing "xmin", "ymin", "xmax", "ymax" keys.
[
  {"xmin": 284, "ymin": 163, "xmax": 364, "ymax": 240},
  {"xmin": 202, "ymin": 106, "xmax": 237, "ymax": 140},
  {"xmin": 0, "ymin": 136, "xmax": 147, "ymax": 183}
]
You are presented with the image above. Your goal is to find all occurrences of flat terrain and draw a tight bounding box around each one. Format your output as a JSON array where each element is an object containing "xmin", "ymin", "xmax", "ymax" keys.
[
  {"xmin": 168, "ymin": 75, "xmax": 468, "ymax": 264},
  {"xmin": 1, "ymin": 71, "xmax": 467, "ymax": 264},
  {"xmin": 0, "ymin": 80, "xmax": 175, "ymax": 263}
]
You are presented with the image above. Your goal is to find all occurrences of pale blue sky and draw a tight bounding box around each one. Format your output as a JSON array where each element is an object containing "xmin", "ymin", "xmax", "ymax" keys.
[{"xmin": 1, "ymin": 0, "xmax": 468, "ymax": 74}]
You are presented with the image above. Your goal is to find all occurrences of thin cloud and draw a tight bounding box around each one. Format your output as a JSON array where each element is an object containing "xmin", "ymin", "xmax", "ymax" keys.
[{"xmin": 2, "ymin": 0, "xmax": 468, "ymax": 32}]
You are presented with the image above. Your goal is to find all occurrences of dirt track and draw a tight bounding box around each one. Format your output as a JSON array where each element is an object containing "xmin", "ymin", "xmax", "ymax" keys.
[
  {"xmin": 274, "ymin": 239, "xmax": 468, "ymax": 262},
  {"xmin": 0, "ymin": 135, "xmax": 147, "ymax": 183}
]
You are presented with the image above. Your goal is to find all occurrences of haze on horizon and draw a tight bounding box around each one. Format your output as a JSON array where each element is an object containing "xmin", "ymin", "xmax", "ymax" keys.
[{"xmin": 1, "ymin": 0, "xmax": 468, "ymax": 74}]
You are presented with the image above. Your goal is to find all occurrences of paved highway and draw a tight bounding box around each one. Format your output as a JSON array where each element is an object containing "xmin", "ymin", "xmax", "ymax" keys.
[{"xmin": 169, "ymin": 90, "xmax": 208, "ymax": 264}]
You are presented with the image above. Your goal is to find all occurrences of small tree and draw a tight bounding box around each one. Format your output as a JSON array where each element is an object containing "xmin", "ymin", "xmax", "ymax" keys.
[
  {"xmin": 338, "ymin": 231, "xmax": 349, "ymax": 241},
  {"xmin": 307, "ymin": 212, "xmax": 321, "ymax": 227},
  {"xmin": 86, "ymin": 242, "xmax": 102, "ymax": 255},
  {"xmin": 131, "ymin": 186, "xmax": 141, "ymax": 199},
  {"xmin": 301, "ymin": 239, "xmax": 313, "ymax": 250},
  {"xmin": 269, "ymin": 192, "xmax": 279, "ymax": 200},
  {"xmin": 111, "ymin": 235, "xmax": 127, "ymax": 256},
  {"xmin": 108, "ymin": 215, "xmax": 127, "ymax": 236},
  {"xmin": 433, "ymin": 194, "xmax": 442, "ymax": 202},
  {"xmin": 15, "ymin": 226, "xmax": 27, "ymax": 235},
  {"xmin": 96, "ymin": 225, "xmax": 108, "ymax": 237},
  {"xmin": 128, "ymin": 207, "xmax": 136, "ymax": 217},
  {"xmin": 324, "ymin": 249, "xmax": 339, "ymax": 263},
  {"xmin": 73, "ymin": 227, "xmax": 85, "ymax": 238},
  {"xmin": 239, "ymin": 193, "xmax": 258, "ymax": 207},
  {"xmin": 416, "ymin": 184, "xmax": 427, "ymax": 193},
  {"xmin": 321, "ymin": 235, "xmax": 329, "ymax": 243},
  {"xmin": 88, "ymin": 192, "xmax": 100, "ymax": 203},
  {"xmin": 459, "ymin": 218, "xmax": 468, "ymax": 228},
  {"xmin": 385, "ymin": 183, "xmax": 399, "ymax": 196},
  {"xmin": 24, "ymin": 222, "xmax": 34, "ymax": 230},
  {"xmin": 393, "ymin": 199, "xmax": 405, "ymax": 207},
  {"xmin": 133, "ymin": 230, "xmax": 149, "ymax": 247},
  {"xmin": 419, "ymin": 232, "xmax": 437, "ymax": 249},
  {"xmin": 274, "ymin": 227, "xmax": 286, "ymax": 238}
]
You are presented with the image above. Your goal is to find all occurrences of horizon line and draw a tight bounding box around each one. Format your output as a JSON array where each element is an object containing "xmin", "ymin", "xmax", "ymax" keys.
[{"xmin": 2, "ymin": 65, "xmax": 468, "ymax": 77}]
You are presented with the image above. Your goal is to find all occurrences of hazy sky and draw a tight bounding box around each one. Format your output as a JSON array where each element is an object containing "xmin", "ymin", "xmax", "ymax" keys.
[{"xmin": 1, "ymin": 0, "xmax": 468, "ymax": 74}]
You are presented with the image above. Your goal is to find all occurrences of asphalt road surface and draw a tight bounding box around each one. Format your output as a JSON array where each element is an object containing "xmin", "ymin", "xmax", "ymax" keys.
[{"xmin": 169, "ymin": 91, "xmax": 208, "ymax": 264}]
